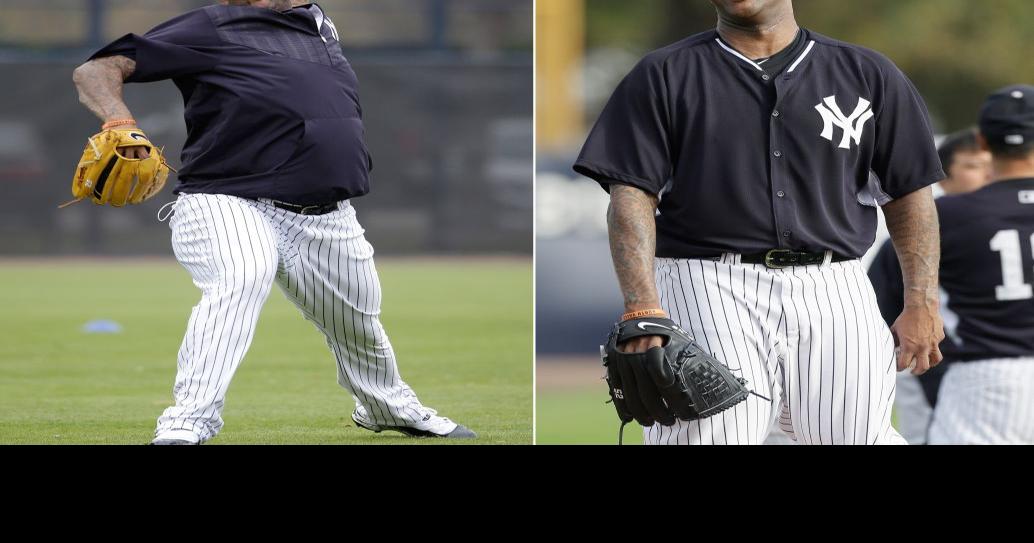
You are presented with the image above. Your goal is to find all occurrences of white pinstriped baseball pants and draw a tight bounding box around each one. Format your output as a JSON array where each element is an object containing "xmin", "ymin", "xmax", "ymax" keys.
[
  {"xmin": 155, "ymin": 193, "xmax": 431, "ymax": 442},
  {"xmin": 928, "ymin": 357, "xmax": 1034, "ymax": 444},
  {"xmin": 646, "ymin": 255, "xmax": 906, "ymax": 445}
]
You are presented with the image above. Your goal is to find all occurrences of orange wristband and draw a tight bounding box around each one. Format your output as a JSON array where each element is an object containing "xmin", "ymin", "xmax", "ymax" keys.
[
  {"xmin": 102, "ymin": 119, "xmax": 137, "ymax": 130},
  {"xmin": 621, "ymin": 308, "xmax": 667, "ymax": 321}
]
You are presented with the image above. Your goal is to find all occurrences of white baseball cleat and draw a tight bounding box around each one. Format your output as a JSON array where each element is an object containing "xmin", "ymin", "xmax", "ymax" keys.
[
  {"xmin": 149, "ymin": 430, "xmax": 202, "ymax": 445},
  {"xmin": 351, "ymin": 405, "xmax": 477, "ymax": 439},
  {"xmin": 149, "ymin": 438, "xmax": 199, "ymax": 445}
]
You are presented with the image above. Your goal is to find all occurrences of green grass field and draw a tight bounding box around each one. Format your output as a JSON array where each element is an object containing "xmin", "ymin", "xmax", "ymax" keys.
[
  {"xmin": 537, "ymin": 388, "xmax": 643, "ymax": 445},
  {"xmin": 0, "ymin": 257, "xmax": 532, "ymax": 445},
  {"xmin": 537, "ymin": 357, "xmax": 906, "ymax": 445}
]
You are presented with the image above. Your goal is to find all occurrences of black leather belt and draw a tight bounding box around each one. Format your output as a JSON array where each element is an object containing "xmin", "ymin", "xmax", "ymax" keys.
[
  {"xmin": 255, "ymin": 198, "xmax": 339, "ymax": 215},
  {"xmin": 739, "ymin": 249, "xmax": 853, "ymax": 268}
]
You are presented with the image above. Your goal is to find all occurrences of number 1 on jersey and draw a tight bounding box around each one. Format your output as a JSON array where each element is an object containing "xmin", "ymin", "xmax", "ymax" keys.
[{"xmin": 990, "ymin": 229, "xmax": 1034, "ymax": 301}]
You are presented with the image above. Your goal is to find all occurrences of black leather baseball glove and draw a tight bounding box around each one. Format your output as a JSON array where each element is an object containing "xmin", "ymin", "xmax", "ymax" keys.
[{"xmin": 601, "ymin": 317, "xmax": 752, "ymax": 439}]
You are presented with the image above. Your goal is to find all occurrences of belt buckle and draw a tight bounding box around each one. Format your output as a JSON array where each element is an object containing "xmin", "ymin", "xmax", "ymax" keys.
[
  {"xmin": 764, "ymin": 249, "xmax": 793, "ymax": 269},
  {"xmin": 298, "ymin": 204, "xmax": 321, "ymax": 215}
]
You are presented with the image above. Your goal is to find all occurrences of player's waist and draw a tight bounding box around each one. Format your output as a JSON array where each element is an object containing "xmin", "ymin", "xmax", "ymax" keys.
[
  {"xmin": 687, "ymin": 249, "xmax": 855, "ymax": 269},
  {"xmin": 252, "ymin": 198, "xmax": 346, "ymax": 216}
]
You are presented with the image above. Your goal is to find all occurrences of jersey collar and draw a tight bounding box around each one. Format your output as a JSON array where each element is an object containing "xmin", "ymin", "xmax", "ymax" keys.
[{"xmin": 714, "ymin": 31, "xmax": 816, "ymax": 74}]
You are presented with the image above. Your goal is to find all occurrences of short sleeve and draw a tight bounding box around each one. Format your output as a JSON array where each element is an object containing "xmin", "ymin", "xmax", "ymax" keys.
[
  {"xmin": 870, "ymin": 62, "xmax": 945, "ymax": 200},
  {"xmin": 88, "ymin": 9, "xmax": 220, "ymax": 83},
  {"xmin": 573, "ymin": 55, "xmax": 672, "ymax": 195},
  {"xmin": 866, "ymin": 238, "xmax": 904, "ymax": 327}
]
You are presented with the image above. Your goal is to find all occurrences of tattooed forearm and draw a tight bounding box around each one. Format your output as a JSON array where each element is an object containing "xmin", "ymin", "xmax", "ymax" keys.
[
  {"xmin": 608, "ymin": 185, "xmax": 661, "ymax": 311},
  {"xmin": 883, "ymin": 185, "xmax": 941, "ymax": 308},
  {"xmin": 72, "ymin": 55, "xmax": 136, "ymax": 123}
]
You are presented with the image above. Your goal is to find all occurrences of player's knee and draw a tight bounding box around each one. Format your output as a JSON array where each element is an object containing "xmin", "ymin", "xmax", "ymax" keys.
[{"xmin": 217, "ymin": 262, "xmax": 277, "ymax": 294}]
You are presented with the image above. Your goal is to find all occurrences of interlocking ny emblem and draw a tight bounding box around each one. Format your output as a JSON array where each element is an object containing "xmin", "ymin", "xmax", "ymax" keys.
[{"xmin": 814, "ymin": 95, "xmax": 874, "ymax": 149}]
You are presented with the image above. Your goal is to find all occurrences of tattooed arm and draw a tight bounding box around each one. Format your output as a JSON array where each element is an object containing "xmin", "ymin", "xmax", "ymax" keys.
[
  {"xmin": 72, "ymin": 55, "xmax": 148, "ymax": 158},
  {"xmin": 608, "ymin": 184, "xmax": 663, "ymax": 352},
  {"xmin": 882, "ymin": 185, "xmax": 945, "ymax": 375},
  {"xmin": 73, "ymin": 55, "xmax": 136, "ymax": 123}
]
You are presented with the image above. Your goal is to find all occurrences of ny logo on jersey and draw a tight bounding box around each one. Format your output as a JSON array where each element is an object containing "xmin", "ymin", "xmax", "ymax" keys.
[{"xmin": 814, "ymin": 95, "xmax": 874, "ymax": 150}]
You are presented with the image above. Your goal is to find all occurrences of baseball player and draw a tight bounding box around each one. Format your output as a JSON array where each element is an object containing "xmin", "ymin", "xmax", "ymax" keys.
[
  {"xmin": 575, "ymin": 0, "xmax": 946, "ymax": 444},
  {"xmin": 71, "ymin": 0, "xmax": 475, "ymax": 444},
  {"xmin": 868, "ymin": 127, "xmax": 991, "ymax": 444},
  {"xmin": 926, "ymin": 85, "xmax": 1034, "ymax": 444}
]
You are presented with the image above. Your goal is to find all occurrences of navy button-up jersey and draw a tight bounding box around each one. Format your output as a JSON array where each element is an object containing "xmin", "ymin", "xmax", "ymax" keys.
[
  {"xmin": 574, "ymin": 29, "xmax": 945, "ymax": 258},
  {"xmin": 937, "ymin": 178, "xmax": 1034, "ymax": 362},
  {"xmin": 90, "ymin": 3, "xmax": 371, "ymax": 205}
]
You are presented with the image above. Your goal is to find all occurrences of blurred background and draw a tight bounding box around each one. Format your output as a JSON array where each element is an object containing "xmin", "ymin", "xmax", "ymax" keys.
[
  {"xmin": 0, "ymin": 0, "xmax": 533, "ymax": 444},
  {"xmin": 0, "ymin": 0, "xmax": 532, "ymax": 254},
  {"xmin": 536, "ymin": 0, "xmax": 1034, "ymax": 444}
]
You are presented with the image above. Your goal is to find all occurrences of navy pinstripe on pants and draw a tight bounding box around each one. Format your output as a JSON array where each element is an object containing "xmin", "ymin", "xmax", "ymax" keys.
[
  {"xmin": 154, "ymin": 194, "xmax": 433, "ymax": 442},
  {"xmin": 645, "ymin": 254, "xmax": 905, "ymax": 445}
]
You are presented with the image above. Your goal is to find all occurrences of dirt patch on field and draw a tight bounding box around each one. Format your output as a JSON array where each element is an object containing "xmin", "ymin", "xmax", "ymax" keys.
[{"xmin": 537, "ymin": 356, "xmax": 605, "ymax": 389}]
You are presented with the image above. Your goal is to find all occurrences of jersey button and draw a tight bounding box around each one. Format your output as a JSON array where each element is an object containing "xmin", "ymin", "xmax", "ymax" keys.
[
  {"xmin": 777, "ymin": 190, "xmax": 786, "ymax": 198},
  {"xmin": 782, "ymin": 230, "xmax": 791, "ymax": 238},
  {"xmin": 772, "ymin": 110, "xmax": 780, "ymax": 117},
  {"xmin": 773, "ymin": 150, "xmax": 782, "ymax": 158},
  {"xmin": 761, "ymin": 74, "xmax": 771, "ymax": 81}
]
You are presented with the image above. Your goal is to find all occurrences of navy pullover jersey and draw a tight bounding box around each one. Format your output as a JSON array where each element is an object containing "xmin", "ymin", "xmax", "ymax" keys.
[
  {"xmin": 937, "ymin": 178, "xmax": 1034, "ymax": 362},
  {"xmin": 90, "ymin": 3, "xmax": 371, "ymax": 205},
  {"xmin": 575, "ymin": 29, "xmax": 945, "ymax": 258}
]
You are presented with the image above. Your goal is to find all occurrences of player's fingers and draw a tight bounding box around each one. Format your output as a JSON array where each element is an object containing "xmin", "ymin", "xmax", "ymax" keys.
[
  {"xmin": 619, "ymin": 335, "xmax": 663, "ymax": 354},
  {"xmin": 911, "ymin": 348, "xmax": 931, "ymax": 376},
  {"xmin": 895, "ymin": 344, "xmax": 915, "ymax": 372},
  {"xmin": 121, "ymin": 145, "xmax": 149, "ymax": 159},
  {"xmin": 929, "ymin": 345, "xmax": 944, "ymax": 367},
  {"xmin": 619, "ymin": 336, "xmax": 645, "ymax": 353}
]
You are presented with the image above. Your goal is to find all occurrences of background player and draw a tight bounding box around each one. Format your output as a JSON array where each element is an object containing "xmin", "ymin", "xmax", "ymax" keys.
[
  {"xmin": 72, "ymin": 0, "xmax": 475, "ymax": 444},
  {"xmin": 574, "ymin": 0, "xmax": 946, "ymax": 444},
  {"xmin": 868, "ymin": 127, "xmax": 992, "ymax": 444},
  {"xmin": 926, "ymin": 85, "xmax": 1034, "ymax": 444}
]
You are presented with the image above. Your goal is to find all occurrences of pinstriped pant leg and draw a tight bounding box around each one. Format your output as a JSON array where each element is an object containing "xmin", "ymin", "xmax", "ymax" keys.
[
  {"xmin": 271, "ymin": 203, "xmax": 428, "ymax": 427},
  {"xmin": 781, "ymin": 262, "xmax": 904, "ymax": 445},
  {"xmin": 646, "ymin": 257, "xmax": 782, "ymax": 445},
  {"xmin": 849, "ymin": 263, "xmax": 906, "ymax": 445},
  {"xmin": 156, "ymin": 194, "xmax": 279, "ymax": 442},
  {"xmin": 929, "ymin": 357, "xmax": 1034, "ymax": 444},
  {"xmin": 893, "ymin": 371, "xmax": 933, "ymax": 444}
]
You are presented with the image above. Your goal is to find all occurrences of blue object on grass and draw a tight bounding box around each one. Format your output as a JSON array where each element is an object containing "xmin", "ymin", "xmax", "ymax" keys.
[{"xmin": 82, "ymin": 320, "xmax": 123, "ymax": 334}]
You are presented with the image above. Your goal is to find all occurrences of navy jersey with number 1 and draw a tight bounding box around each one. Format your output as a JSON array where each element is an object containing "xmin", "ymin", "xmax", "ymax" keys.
[{"xmin": 937, "ymin": 177, "xmax": 1034, "ymax": 362}]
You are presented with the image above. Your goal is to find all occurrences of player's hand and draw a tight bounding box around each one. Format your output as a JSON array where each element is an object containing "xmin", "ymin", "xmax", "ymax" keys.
[
  {"xmin": 110, "ymin": 122, "xmax": 150, "ymax": 159},
  {"xmin": 120, "ymin": 145, "xmax": 151, "ymax": 159},
  {"xmin": 619, "ymin": 335, "xmax": 664, "ymax": 353},
  {"xmin": 891, "ymin": 305, "xmax": 945, "ymax": 376}
]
